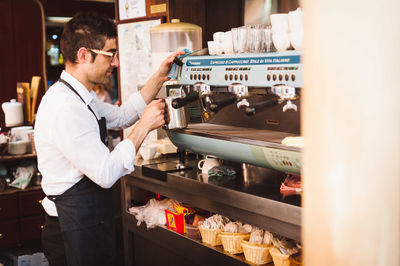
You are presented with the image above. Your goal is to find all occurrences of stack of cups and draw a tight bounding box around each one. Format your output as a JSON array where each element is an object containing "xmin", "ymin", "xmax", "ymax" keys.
[
  {"xmin": 270, "ymin": 13, "xmax": 291, "ymax": 52},
  {"xmin": 208, "ymin": 31, "xmax": 234, "ymax": 55},
  {"xmin": 288, "ymin": 8, "xmax": 303, "ymax": 50}
]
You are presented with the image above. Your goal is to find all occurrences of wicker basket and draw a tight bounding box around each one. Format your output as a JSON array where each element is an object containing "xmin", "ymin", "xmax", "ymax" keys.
[
  {"xmin": 218, "ymin": 232, "xmax": 250, "ymax": 254},
  {"xmin": 269, "ymin": 247, "xmax": 302, "ymax": 266},
  {"xmin": 198, "ymin": 227, "xmax": 223, "ymax": 246},
  {"xmin": 241, "ymin": 240, "xmax": 272, "ymax": 265}
]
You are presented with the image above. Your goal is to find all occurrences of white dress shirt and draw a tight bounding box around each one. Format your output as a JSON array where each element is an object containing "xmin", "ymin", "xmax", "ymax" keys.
[{"xmin": 35, "ymin": 71, "xmax": 146, "ymax": 216}]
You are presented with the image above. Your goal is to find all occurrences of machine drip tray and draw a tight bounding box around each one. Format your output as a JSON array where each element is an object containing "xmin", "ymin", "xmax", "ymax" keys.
[{"xmin": 141, "ymin": 160, "xmax": 192, "ymax": 182}]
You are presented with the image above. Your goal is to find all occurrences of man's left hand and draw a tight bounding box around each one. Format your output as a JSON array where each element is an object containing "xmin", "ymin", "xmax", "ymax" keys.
[{"xmin": 157, "ymin": 50, "xmax": 186, "ymax": 81}]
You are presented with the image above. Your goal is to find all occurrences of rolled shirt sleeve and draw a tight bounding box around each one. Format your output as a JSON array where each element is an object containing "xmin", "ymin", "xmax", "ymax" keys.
[
  {"xmin": 95, "ymin": 91, "xmax": 147, "ymax": 130},
  {"xmin": 54, "ymin": 102, "xmax": 136, "ymax": 188}
]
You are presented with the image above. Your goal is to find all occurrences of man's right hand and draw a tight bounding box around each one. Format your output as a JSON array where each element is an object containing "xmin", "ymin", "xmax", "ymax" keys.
[
  {"xmin": 139, "ymin": 99, "xmax": 166, "ymax": 131},
  {"xmin": 127, "ymin": 99, "xmax": 166, "ymax": 151}
]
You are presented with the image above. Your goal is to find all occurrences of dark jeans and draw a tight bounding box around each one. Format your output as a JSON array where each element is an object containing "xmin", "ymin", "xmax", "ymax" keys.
[{"xmin": 42, "ymin": 215, "xmax": 67, "ymax": 266}]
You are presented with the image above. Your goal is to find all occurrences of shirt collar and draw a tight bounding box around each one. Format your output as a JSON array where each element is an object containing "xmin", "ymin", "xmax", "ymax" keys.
[{"xmin": 60, "ymin": 70, "xmax": 94, "ymax": 105}]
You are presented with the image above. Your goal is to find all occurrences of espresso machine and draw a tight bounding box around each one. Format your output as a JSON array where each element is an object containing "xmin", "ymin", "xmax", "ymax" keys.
[
  {"xmin": 140, "ymin": 51, "xmax": 302, "ymax": 242},
  {"xmin": 162, "ymin": 51, "xmax": 302, "ymax": 174}
]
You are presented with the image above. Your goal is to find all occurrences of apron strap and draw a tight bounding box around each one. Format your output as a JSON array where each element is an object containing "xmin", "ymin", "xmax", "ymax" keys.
[
  {"xmin": 58, "ymin": 78, "xmax": 108, "ymax": 146},
  {"xmin": 59, "ymin": 79, "xmax": 98, "ymax": 120}
]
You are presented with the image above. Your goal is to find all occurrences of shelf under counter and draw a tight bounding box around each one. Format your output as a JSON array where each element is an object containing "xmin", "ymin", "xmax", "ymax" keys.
[
  {"xmin": 123, "ymin": 212, "xmax": 273, "ymax": 266},
  {"xmin": 123, "ymin": 156, "xmax": 301, "ymax": 241}
]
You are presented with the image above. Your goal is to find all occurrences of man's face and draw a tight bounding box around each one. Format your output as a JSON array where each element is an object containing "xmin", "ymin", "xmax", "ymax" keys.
[{"xmin": 87, "ymin": 38, "xmax": 118, "ymax": 86}]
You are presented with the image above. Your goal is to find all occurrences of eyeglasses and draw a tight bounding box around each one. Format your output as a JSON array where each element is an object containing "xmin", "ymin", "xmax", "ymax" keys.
[{"xmin": 87, "ymin": 48, "xmax": 118, "ymax": 61}]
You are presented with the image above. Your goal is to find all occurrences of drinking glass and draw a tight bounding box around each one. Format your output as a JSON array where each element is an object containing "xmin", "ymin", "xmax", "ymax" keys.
[
  {"xmin": 246, "ymin": 26, "xmax": 264, "ymax": 53},
  {"xmin": 262, "ymin": 26, "xmax": 273, "ymax": 52},
  {"xmin": 232, "ymin": 26, "xmax": 248, "ymax": 53}
]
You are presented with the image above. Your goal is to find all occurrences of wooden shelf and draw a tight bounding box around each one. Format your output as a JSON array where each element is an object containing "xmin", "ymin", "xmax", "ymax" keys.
[
  {"xmin": 123, "ymin": 213, "xmax": 273, "ymax": 266},
  {"xmin": 0, "ymin": 185, "xmax": 42, "ymax": 196},
  {"xmin": 0, "ymin": 153, "xmax": 37, "ymax": 162}
]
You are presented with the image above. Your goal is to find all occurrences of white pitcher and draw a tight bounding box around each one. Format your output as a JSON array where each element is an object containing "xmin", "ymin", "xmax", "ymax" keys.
[{"xmin": 2, "ymin": 99, "xmax": 23, "ymax": 127}]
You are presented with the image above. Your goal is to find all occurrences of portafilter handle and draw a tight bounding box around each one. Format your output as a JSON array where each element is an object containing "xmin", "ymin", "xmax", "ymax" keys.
[
  {"xmin": 209, "ymin": 96, "xmax": 237, "ymax": 113},
  {"xmin": 245, "ymin": 97, "xmax": 280, "ymax": 116},
  {"xmin": 171, "ymin": 92, "xmax": 199, "ymax": 109}
]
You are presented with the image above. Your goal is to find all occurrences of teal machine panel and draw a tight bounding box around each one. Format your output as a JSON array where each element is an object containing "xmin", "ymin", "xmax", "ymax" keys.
[{"xmin": 167, "ymin": 127, "xmax": 301, "ymax": 174}]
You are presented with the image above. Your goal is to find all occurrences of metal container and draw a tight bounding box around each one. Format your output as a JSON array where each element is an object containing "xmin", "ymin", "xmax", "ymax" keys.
[
  {"xmin": 151, "ymin": 19, "xmax": 202, "ymax": 73},
  {"xmin": 164, "ymin": 97, "xmax": 187, "ymax": 130},
  {"xmin": 151, "ymin": 19, "xmax": 202, "ymax": 54}
]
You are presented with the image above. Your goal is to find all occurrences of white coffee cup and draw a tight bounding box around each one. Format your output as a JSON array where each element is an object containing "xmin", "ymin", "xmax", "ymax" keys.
[
  {"xmin": 270, "ymin": 13, "xmax": 289, "ymax": 34},
  {"xmin": 207, "ymin": 41, "xmax": 220, "ymax": 55},
  {"xmin": 272, "ymin": 32, "xmax": 291, "ymax": 51},
  {"xmin": 11, "ymin": 126, "xmax": 33, "ymax": 141},
  {"xmin": 198, "ymin": 155, "xmax": 221, "ymax": 174},
  {"xmin": 288, "ymin": 8, "xmax": 303, "ymax": 33},
  {"xmin": 213, "ymin": 32, "xmax": 224, "ymax": 43},
  {"xmin": 221, "ymin": 31, "xmax": 234, "ymax": 54},
  {"xmin": 289, "ymin": 31, "xmax": 303, "ymax": 50},
  {"xmin": 139, "ymin": 144, "xmax": 157, "ymax": 160}
]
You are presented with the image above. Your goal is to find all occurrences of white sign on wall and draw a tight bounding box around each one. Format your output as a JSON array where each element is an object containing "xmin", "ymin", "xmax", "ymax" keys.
[{"xmin": 119, "ymin": 0, "xmax": 146, "ymax": 20}]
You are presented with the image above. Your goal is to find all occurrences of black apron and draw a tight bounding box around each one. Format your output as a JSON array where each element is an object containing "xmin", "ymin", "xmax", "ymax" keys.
[{"xmin": 47, "ymin": 79, "xmax": 115, "ymax": 266}]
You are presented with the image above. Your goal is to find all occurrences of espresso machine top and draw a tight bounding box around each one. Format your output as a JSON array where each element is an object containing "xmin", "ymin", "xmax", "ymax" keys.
[{"xmin": 179, "ymin": 51, "xmax": 302, "ymax": 88}]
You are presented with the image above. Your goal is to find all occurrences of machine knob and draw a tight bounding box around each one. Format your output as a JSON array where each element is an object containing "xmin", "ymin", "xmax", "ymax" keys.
[
  {"xmin": 272, "ymin": 73, "xmax": 277, "ymax": 81},
  {"xmin": 267, "ymin": 73, "xmax": 271, "ymax": 81},
  {"xmin": 291, "ymin": 73, "xmax": 296, "ymax": 81},
  {"xmin": 285, "ymin": 73, "xmax": 290, "ymax": 81}
]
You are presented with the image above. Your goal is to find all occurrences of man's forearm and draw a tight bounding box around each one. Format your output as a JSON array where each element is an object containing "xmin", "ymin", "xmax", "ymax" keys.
[
  {"xmin": 140, "ymin": 72, "xmax": 166, "ymax": 104},
  {"xmin": 127, "ymin": 120, "xmax": 150, "ymax": 152}
]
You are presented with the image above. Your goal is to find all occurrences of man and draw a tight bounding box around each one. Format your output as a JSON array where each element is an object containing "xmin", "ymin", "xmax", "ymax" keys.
[{"xmin": 34, "ymin": 12, "xmax": 183, "ymax": 266}]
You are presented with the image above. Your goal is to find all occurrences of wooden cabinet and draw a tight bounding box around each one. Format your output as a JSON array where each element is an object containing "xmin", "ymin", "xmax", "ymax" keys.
[
  {"xmin": 0, "ymin": 153, "xmax": 45, "ymax": 250},
  {"xmin": 0, "ymin": 194, "xmax": 19, "ymax": 220},
  {"xmin": 0, "ymin": 221, "xmax": 20, "ymax": 248},
  {"xmin": 0, "ymin": 186, "xmax": 45, "ymax": 250}
]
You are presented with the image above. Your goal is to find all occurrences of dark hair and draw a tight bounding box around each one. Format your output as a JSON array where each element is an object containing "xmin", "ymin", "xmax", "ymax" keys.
[{"xmin": 60, "ymin": 12, "xmax": 117, "ymax": 64}]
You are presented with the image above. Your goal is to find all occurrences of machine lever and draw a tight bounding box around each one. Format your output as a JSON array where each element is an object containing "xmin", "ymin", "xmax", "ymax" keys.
[
  {"xmin": 245, "ymin": 98, "xmax": 279, "ymax": 116},
  {"xmin": 171, "ymin": 92, "xmax": 199, "ymax": 109},
  {"xmin": 209, "ymin": 96, "xmax": 237, "ymax": 112}
]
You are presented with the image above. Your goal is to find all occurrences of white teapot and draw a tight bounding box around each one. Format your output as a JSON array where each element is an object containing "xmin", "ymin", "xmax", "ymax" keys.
[{"xmin": 2, "ymin": 99, "xmax": 23, "ymax": 127}]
